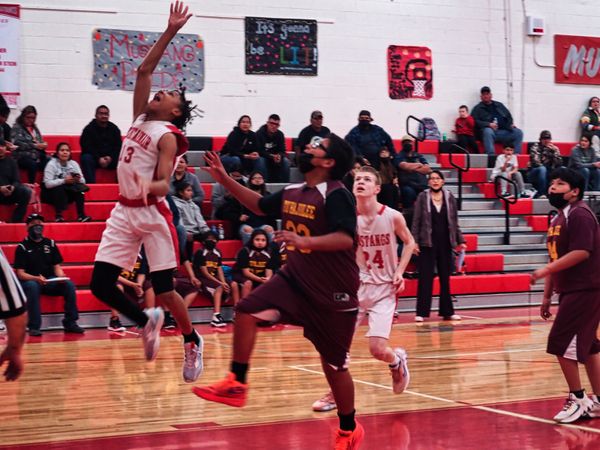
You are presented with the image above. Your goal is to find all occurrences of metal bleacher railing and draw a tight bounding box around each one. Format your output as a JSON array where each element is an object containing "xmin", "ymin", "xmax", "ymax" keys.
[{"xmin": 494, "ymin": 175, "xmax": 519, "ymax": 245}]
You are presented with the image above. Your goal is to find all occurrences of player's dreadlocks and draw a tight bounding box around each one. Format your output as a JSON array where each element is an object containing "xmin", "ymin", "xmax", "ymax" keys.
[{"xmin": 172, "ymin": 84, "xmax": 199, "ymax": 131}]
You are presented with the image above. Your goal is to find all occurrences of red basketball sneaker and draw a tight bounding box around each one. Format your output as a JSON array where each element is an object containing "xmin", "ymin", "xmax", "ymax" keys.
[
  {"xmin": 334, "ymin": 421, "xmax": 365, "ymax": 449},
  {"xmin": 192, "ymin": 372, "xmax": 248, "ymax": 407}
]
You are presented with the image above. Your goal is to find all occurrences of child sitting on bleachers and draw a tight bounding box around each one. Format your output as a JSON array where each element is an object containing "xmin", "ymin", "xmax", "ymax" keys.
[
  {"xmin": 454, "ymin": 105, "xmax": 478, "ymax": 153},
  {"xmin": 490, "ymin": 145, "xmax": 527, "ymax": 197},
  {"xmin": 231, "ymin": 229, "xmax": 277, "ymax": 300},
  {"xmin": 193, "ymin": 230, "xmax": 237, "ymax": 327},
  {"xmin": 173, "ymin": 181, "xmax": 210, "ymax": 260}
]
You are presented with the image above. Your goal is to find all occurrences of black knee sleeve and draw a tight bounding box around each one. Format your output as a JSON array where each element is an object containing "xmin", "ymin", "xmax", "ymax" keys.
[
  {"xmin": 90, "ymin": 261, "xmax": 122, "ymax": 300},
  {"xmin": 150, "ymin": 269, "xmax": 174, "ymax": 295}
]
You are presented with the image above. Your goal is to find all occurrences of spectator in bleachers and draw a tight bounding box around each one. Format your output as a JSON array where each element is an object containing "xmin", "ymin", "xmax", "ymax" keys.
[
  {"xmin": 239, "ymin": 171, "xmax": 275, "ymax": 245},
  {"xmin": 192, "ymin": 231, "xmax": 237, "ymax": 327},
  {"xmin": 490, "ymin": 145, "xmax": 527, "ymax": 198},
  {"xmin": 220, "ymin": 115, "xmax": 266, "ymax": 176},
  {"xmin": 211, "ymin": 161, "xmax": 245, "ymax": 219},
  {"xmin": 14, "ymin": 213, "xmax": 84, "ymax": 336},
  {"xmin": 172, "ymin": 181, "xmax": 210, "ymax": 261},
  {"xmin": 10, "ymin": 105, "xmax": 48, "ymax": 184},
  {"xmin": 395, "ymin": 135, "xmax": 431, "ymax": 209},
  {"xmin": 110, "ymin": 250, "xmax": 152, "ymax": 332},
  {"xmin": 169, "ymin": 154, "xmax": 204, "ymax": 208},
  {"xmin": 0, "ymin": 98, "xmax": 16, "ymax": 150},
  {"xmin": 342, "ymin": 155, "xmax": 368, "ymax": 193},
  {"xmin": 471, "ymin": 86, "xmax": 523, "ymax": 155},
  {"xmin": 453, "ymin": 105, "xmax": 478, "ymax": 153},
  {"xmin": 345, "ymin": 110, "xmax": 395, "ymax": 166},
  {"xmin": 79, "ymin": 105, "xmax": 122, "ymax": 183},
  {"xmin": 231, "ymin": 229, "xmax": 276, "ymax": 300},
  {"xmin": 568, "ymin": 133, "xmax": 600, "ymax": 192},
  {"xmin": 374, "ymin": 146, "xmax": 401, "ymax": 209},
  {"xmin": 580, "ymin": 96, "xmax": 600, "ymax": 150},
  {"xmin": 412, "ymin": 170, "xmax": 465, "ymax": 322},
  {"xmin": 295, "ymin": 110, "xmax": 330, "ymax": 164},
  {"xmin": 256, "ymin": 114, "xmax": 290, "ymax": 183},
  {"xmin": 528, "ymin": 130, "xmax": 563, "ymax": 198},
  {"xmin": 0, "ymin": 136, "xmax": 32, "ymax": 223},
  {"xmin": 42, "ymin": 142, "xmax": 91, "ymax": 223}
]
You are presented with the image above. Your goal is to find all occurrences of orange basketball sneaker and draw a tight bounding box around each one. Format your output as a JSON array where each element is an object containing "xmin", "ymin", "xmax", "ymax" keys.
[
  {"xmin": 334, "ymin": 421, "xmax": 365, "ymax": 449},
  {"xmin": 192, "ymin": 372, "xmax": 248, "ymax": 407}
]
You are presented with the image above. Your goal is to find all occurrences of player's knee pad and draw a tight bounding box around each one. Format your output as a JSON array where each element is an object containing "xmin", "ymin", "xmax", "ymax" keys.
[
  {"xmin": 150, "ymin": 269, "xmax": 174, "ymax": 295},
  {"xmin": 90, "ymin": 262, "xmax": 121, "ymax": 299}
]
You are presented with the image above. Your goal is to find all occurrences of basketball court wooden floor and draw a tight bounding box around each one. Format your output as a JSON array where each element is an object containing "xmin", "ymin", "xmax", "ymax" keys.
[{"xmin": 1, "ymin": 306, "xmax": 599, "ymax": 449}]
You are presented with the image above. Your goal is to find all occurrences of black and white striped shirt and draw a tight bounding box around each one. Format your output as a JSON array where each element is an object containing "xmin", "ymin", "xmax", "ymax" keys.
[{"xmin": 0, "ymin": 248, "xmax": 26, "ymax": 319}]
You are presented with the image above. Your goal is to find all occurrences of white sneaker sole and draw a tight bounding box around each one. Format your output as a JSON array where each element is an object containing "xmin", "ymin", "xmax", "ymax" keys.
[
  {"xmin": 392, "ymin": 348, "xmax": 410, "ymax": 394},
  {"xmin": 143, "ymin": 307, "xmax": 164, "ymax": 361},
  {"xmin": 183, "ymin": 333, "xmax": 204, "ymax": 383}
]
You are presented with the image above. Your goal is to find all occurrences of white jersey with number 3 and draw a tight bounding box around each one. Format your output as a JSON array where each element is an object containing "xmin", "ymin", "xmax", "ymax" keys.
[
  {"xmin": 356, "ymin": 205, "xmax": 398, "ymax": 284},
  {"xmin": 117, "ymin": 114, "xmax": 187, "ymax": 199}
]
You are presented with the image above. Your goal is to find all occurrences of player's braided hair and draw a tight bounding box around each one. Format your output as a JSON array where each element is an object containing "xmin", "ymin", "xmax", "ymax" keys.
[{"xmin": 172, "ymin": 83, "xmax": 199, "ymax": 131}]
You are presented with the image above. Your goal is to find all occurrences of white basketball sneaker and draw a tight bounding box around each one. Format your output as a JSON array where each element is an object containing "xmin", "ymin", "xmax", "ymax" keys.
[
  {"xmin": 183, "ymin": 331, "xmax": 204, "ymax": 383},
  {"xmin": 142, "ymin": 307, "xmax": 164, "ymax": 361},
  {"xmin": 584, "ymin": 394, "xmax": 600, "ymax": 418},
  {"xmin": 390, "ymin": 348, "xmax": 410, "ymax": 394},
  {"xmin": 553, "ymin": 392, "xmax": 593, "ymax": 423},
  {"xmin": 312, "ymin": 390, "xmax": 337, "ymax": 412}
]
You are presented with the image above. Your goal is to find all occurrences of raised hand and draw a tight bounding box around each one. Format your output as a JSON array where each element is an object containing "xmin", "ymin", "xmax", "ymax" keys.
[
  {"xmin": 202, "ymin": 151, "xmax": 228, "ymax": 184},
  {"xmin": 168, "ymin": 1, "xmax": 192, "ymax": 31}
]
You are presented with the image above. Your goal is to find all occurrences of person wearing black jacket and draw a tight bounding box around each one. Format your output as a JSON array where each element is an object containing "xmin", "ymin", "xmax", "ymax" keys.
[
  {"xmin": 471, "ymin": 86, "xmax": 523, "ymax": 155},
  {"xmin": 220, "ymin": 115, "xmax": 266, "ymax": 176},
  {"xmin": 256, "ymin": 114, "xmax": 290, "ymax": 182},
  {"xmin": 295, "ymin": 110, "xmax": 330, "ymax": 164},
  {"xmin": 0, "ymin": 136, "xmax": 32, "ymax": 222},
  {"xmin": 79, "ymin": 105, "xmax": 122, "ymax": 183}
]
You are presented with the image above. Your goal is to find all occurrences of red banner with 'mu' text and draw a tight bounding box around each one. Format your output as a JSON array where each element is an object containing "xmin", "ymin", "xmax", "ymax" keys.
[{"xmin": 555, "ymin": 34, "xmax": 600, "ymax": 85}]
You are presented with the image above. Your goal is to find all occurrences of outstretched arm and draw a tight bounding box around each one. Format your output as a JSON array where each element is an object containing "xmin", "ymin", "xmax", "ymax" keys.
[{"xmin": 133, "ymin": 1, "xmax": 192, "ymax": 119}]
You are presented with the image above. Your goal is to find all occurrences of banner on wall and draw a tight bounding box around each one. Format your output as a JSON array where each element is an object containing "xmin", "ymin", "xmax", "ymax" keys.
[
  {"xmin": 245, "ymin": 17, "xmax": 318, "ymax": 76},
  {"xmin": 0, "ymin": 4, "xmax": 20, "ymax": 108},
  {"xmin": 387, "ymin": 45, "xmax": 433, "ymax": 100},
  {"xmin": 555, "ymin": 34, "xmax": 600, "ymax": 85},
  {"xmin": 92, "ymin": 28, "xmax": 204, "ymax": 92}
]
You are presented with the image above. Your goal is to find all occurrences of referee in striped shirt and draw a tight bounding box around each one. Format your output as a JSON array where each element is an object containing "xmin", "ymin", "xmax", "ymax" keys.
[{"xmin": 0, "ymin": 247, "xmax": 27, "ymax": 381}]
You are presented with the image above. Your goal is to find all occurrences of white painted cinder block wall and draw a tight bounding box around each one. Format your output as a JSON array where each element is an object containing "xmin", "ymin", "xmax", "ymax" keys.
[{"xmin": 12, "ymin": 0, "xmax": 600, "ymax": 143}]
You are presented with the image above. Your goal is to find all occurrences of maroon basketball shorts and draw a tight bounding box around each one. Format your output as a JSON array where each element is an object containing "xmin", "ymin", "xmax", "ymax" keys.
[
  {"xmin": 236, "ymin": 273, "xmax": 358, "ymax": 369},
  {"xmin": 547, "ymin": 289, "xmax": 600, "ymax": 363}
]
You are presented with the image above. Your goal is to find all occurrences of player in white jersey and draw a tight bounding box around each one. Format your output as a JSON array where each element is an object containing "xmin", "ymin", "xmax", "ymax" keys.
[
  {"xmin": 90, "ymin": 2, "xmax": 203, "ymax": 383},
  {"xmin": 312, "ymin": 165, "xmax": 416, "ymax": 412}
]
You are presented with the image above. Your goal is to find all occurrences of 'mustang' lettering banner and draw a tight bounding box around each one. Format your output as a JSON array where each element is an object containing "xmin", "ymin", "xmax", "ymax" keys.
[
  {"xmin": 245, "ymin": 17, "xmax": 318, "ymax": 76},
  {"xmin": 92, "ymin": 28, "xmax": 204, "ymax": 91},
  {"xmin": 555, "ymin": 34, "xmax": 600, "ymax": 85}
]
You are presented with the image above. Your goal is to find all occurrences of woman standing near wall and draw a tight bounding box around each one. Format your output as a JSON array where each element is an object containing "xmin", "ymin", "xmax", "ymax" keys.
[{"xmin": 411, "ymin": 170, "xmax": 466, "ymax": 322}]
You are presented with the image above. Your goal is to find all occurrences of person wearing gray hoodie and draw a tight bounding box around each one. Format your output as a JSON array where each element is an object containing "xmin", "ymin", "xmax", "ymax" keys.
[{"xmin": 173, "ymin": 181, "xmax": 210, "ymax": 260}]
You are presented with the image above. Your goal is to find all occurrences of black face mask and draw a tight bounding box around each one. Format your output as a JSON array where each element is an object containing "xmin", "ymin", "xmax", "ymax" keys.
[
  {"xmin": 28, "ymin": 224, "xmax": 44, "ymax": 240},
  {"xmin": 402, "ymin": 143, "xmax": 413, "ymax": 153},
  {"xmin": 430, "ymin": 187, "xmax": 443, "ymax": 193},
  {"xmin": 548, "ymin": 192, "xmax": 570, "ymax": 209},
  {"xmin": 298, "ymin": 152, "xmax": 316, "ymax": 174},
  {"xmin": 249, "ymin": 182, "xmax": 263, "ymax": 191},
  {"xmin": 204, "ymin": 240, "xmax": 217, "ymax": 250},
  {"xmin": 359, "ymin": 120, "xmax": 371, "ymax": 128}
]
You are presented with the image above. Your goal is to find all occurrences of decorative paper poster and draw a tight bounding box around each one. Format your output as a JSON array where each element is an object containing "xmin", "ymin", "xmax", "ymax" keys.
[
  {"xmin": 555, "ymin": 34, "xmax": 600, "ymax": 85},
  {"xmin": 0, "ymin": 4, "xmax": 20, "ymax": 107},
  {"xmin": 92, "ymin": 28, "xmax": 204, "ymax": 91},
  {"xmin": 387, "ymin": 45, "xmax": 433, "ymax": 100},
  {"xmin": 245, "ymin": 17, "xmax": 318, "ymax": 76}
]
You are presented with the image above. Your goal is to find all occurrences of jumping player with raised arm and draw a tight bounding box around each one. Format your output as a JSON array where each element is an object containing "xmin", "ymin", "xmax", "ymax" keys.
[
  {"xmin": 90, "ymin": 2, "xmax": 203, "ymax": 383},
  {"xmin": 194, "ymin": 135, "xmax": 365, "ymax": 449},
  {"xmin": 312, "ymin": 165, "xmax": 415, "ymax": 412}
]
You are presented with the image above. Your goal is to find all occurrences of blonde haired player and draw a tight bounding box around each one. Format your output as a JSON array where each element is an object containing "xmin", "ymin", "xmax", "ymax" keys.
[
  {"xmin": 90, "ymin": 2, "xmax": 203, "ymax": 383},
  {"xmin": 313, "ymin": 165, "xmax": 416, "ymax": 412}
]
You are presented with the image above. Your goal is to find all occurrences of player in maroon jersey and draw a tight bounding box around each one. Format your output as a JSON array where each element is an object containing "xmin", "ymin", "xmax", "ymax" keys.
[{"xmin": 194, "ymin": 134, "xmax": 365, "ymax": 449}]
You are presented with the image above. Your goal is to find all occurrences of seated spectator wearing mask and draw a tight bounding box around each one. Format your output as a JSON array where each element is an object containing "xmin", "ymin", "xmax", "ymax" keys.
[{"xmin": 345, "ymin": 110, "xmax": 395, "ymax": 166}]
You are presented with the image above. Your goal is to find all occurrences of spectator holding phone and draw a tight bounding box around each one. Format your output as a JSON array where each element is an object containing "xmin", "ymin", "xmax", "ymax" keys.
[{"xmin": 42, "ymin": 142, "xmax": 91, "ymax": 222}]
